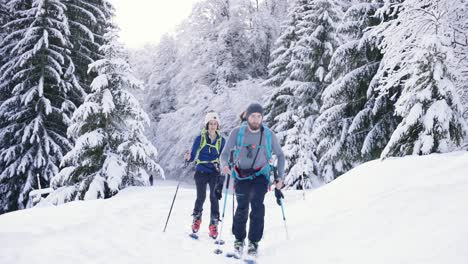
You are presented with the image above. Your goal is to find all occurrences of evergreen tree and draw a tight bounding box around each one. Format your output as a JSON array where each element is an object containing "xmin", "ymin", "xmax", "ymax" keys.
[
  {"xmin": 449, "ymin": 1, "xmax": 468, "ymax": 123},
  {"xmin": 0, "ymin": 0, "xmax": 9, "ymax": 185},
  {"xmin": 311, "ymin": 0, "xmax": 383, "ymax": 180},
  {"xmin": 0, "ymin": 0, "xmax": 82, "ymax": 213},
  {"xmin": 263, "ymin": 0, "xmax": 306, "ymax": 87},
  {"xmin": 350, "ymin": 0, "xmax": 404, "ymax": 161},
  {"xmin": 64, "ymin": 0, "xmax": 113, "ymax": 94},
  {"xmin": 264, "ymin": 0, "xmax": 312, "ymax": 188},
  {"xmin": 379, "ymin": 0, "xmax": 467, "ymax": 157},
  {"xmin": 0, "ymin": 0, "xmax": 8, "ymax": 41},
  {"xmin": 266, "ymin": 0, "xmax": 343, "ymax": 186},
  {"xmin": 0, "ymin": 0, "xmax": 10, "ymax": 95},
  {"xmin": 46, "ymin": 28, "xmax": 163, "ymax": 204}
]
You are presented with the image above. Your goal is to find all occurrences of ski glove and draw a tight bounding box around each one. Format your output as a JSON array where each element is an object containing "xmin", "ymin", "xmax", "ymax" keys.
[
  {"xmin": 215, "ymin": 175, "xmax": 225, "ymax": 200},
  {"xmin": 215, "ymin": 186, "xmax": 222, "ymax": 200},
  {"xmin": 274, "ymin": 188, "xmax": 284, "ymax": 206}
]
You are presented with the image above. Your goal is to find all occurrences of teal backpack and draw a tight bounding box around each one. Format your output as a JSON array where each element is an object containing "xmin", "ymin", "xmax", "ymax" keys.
[{"xmin": 231, "ymin": 121, "xmax": 273, "ymax": 181}]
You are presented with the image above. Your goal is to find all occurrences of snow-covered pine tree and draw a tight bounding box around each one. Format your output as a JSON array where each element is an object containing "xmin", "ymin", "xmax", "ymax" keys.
[
  {"xmin": 266, "ymin": 0, "xmax": 343, "ymax": 186},
  {"xmin": 264, "ymin": 0, "xmax": 312, "ymax": 189},
  {"xmin": 0, "ymin": 0, "xmax": 8, "ymax": 40},
  {"xmin": 263, "ymin": 0, "xmax": 306, "ymax": 87},
  {"xmin": 0, "ymin": 0, "xmax": 8, "ymax": 186},
  {"xmin": 0, "ymin": 0, "xmax": 82, "ymax": 213},
  {"xmin": 379, "ymin": 0, "xmax": 467, "ymax": 157},
  {"xmin": 449, "ymin": 1, "xmax": 468, "ymax": 126},
  {"xmin": 45, "ymin": 27, "xmax": 163, "ymax": 204},
  {"xmin": 311, "ymin": 0, "xmax": 383, "ymax": 180},
  {"xmin": 293, "ymin": 0, "xmax": 344, "ymax": 184},
  {"xmin": 348, "ymin": 0, "xmax": 403, "ymax": 161},
  {"xmin": 64, "ymin": 0, "xmax": 114, "ymax": 94},
  {"xmin": 0, "ymin": 0, "xmax": 9, "ymax": 86},
  {"xmin": 264, "ymin": 0, "xmax": 312, "ymax": 138}
]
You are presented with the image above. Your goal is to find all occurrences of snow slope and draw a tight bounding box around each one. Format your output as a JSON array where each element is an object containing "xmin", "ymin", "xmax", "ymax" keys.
[{"xmin": 1, "ymin": 151, "xmax": 467, "ymax": 264}]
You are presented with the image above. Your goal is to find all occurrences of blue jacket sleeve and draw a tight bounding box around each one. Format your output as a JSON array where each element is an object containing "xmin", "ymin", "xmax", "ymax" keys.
[{"xmin": 190, "ymin": 136, "xmax": 201, "ymax": 162}]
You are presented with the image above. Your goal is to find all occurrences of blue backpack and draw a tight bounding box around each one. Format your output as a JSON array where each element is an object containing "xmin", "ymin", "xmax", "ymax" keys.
[{"xmin": 231, "ymin": 121, "xmax": 273, "ymax": 181}]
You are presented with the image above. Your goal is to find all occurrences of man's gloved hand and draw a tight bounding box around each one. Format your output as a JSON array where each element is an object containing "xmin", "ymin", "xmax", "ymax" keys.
[
  {"xmin": 274, "ymin": 188, "xmax": 284, "ymax": 206},
  {"xmin": 221, "ymin": 165, "xmax": 231, "ymax": 175}
]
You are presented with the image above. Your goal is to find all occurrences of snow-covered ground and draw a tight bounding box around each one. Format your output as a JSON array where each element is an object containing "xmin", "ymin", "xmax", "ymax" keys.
[{"xmin": 1, "ymin": 151, "xmax": 467, "ymax": 264}]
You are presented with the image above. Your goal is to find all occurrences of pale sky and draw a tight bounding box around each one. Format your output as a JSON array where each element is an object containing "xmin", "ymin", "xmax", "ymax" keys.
[{"xmin": 112, "ymin": 0, "xmax": 202, "ymax": 49}]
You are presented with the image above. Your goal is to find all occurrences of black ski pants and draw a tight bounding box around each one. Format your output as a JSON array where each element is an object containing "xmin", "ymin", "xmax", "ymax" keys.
[{"xmin": 193, "ymin": 170, "xmax": 220, "ymax": 222}]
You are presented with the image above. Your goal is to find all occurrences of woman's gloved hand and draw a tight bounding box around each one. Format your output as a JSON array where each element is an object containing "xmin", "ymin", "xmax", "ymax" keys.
[{"xmin": 215, "ymin": 174, "xmax": 226, "ymax": 200}]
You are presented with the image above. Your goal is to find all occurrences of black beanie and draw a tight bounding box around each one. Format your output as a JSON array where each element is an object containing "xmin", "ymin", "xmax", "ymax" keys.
[{"xmin": 246, "ymin": 103, "xmax": 264, "ymax": 119}]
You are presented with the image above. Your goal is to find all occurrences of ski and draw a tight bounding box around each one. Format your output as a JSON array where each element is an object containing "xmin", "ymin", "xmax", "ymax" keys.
[
  {"xmin": 225, "ymin": 251, "xmax": 241, "ymax": 259},
  {"xmin": 214, "ymin": 239, "xmax": 225, "ymax": 245},
  {"xmin": 244, "ymin": 257, "xmax": 257, "ymax": 264},
  {"xmin": 188, "ymin": 233, "xmax": 199, "ymax": 239}
]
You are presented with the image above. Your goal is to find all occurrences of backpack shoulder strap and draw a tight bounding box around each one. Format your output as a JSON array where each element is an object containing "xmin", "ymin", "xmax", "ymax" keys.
[
  {"xmin": 194, "ymin": 129, "xmax": 207, "ymax": 164},
  {"xmin": 263, "ymin": 124, "xmax": 273, "ymax": 160},
  {"xmin": 237, "ymin": 122, "xmax": 247, "ymax": 147},
  {"xmin": 234, "ymin": 122, "xmax": 248, "ymax": 160}
]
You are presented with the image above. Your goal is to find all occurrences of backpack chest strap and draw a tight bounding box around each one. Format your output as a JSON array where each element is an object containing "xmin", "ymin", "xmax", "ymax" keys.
[{"xmin": 195, "ymin": 130, "xmax": 222, "ymax": 164}]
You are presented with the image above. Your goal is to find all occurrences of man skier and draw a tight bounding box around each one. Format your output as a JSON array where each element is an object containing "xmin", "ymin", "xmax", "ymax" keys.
[
  {"xmin": 220, "ymin": 103, "xmax": 285, "ymax": 257},
  {"xmin": 185, "ymin": 111, "xmax": 226, "ymax": 239}
]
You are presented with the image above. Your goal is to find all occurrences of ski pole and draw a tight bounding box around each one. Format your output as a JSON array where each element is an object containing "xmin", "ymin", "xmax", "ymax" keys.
[
  {"xmin": 274, "ymin": 167, "xmax": 289, "ymax": 240},
  {"xmin": 214, "ymin": 173, "xmax": 231, "ymax": 253},
  {"xmin": 232, "ymin": 150, "xmax": 236, "ymax": 224},
  {"xmin": 279, "ymin": 197, "xmax": 289, "ymax": 240},
  {"xmin": 230, "ymin": 152, "xmax": 235, "ymax": 227},
  {"xmin": 299, "ymin": 134, "xmax": 306, "ymax": 200},
  {"xmin": 214, "ymin": 150, "xmax": 234, "ymax": 254},
  {"xmin": 163, "ymin": 161, "xmax": 189, "ymax": 232},
  {"xmin": 300, "ymin": 157, "xmax": 306, "ymax": 200},
  {"xmin": 232, "ymin": 189, "xmax": 235, "ymax": 223}
]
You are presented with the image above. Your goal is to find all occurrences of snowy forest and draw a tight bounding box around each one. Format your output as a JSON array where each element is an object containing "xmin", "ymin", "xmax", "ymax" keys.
[{"xmin": 1, "ymin": 0, "xmax": 467, "ymax": 215}]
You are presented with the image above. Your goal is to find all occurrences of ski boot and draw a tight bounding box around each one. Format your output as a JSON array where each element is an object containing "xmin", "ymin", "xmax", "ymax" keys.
[
  {"xmin": 208, "ymin": 219, "xmax": 219, "ymax": 239},
  {"xmin": 247, "ymin": 240, "xmax": 259, "ymax": 257},
  {"xmin": 191, "ymin": 212, "xmax": 202, "ymax": 234},
  {"xmin": 233, "ymin": 239, "xmax": 245, "ymax": 259}
]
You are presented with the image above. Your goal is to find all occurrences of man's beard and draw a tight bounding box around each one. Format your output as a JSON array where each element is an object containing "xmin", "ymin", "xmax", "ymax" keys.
[{"xmin": 248, "ymin": 121, "xmax": 261, "ymax": 131}]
